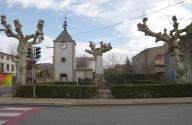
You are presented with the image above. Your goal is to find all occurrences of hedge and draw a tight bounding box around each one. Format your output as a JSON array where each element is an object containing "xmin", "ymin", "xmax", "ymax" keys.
[
  {"xmin": 38, "ymin": 81, "xmax": 94, "ymax": 85},
  {"xmin": 111, "ymin": 83, "xmax": 192, "ymax": 98},
  {"xmin": 14, "ymin": 85, "xmax": 97, "ymax": 98},
  {"xmin": 131, "ymin": 80, "xmax": 176, "ymax": 84},
  {"xmin": 39, "ymin": 82, "xmax": 77, "ymax": 85}
]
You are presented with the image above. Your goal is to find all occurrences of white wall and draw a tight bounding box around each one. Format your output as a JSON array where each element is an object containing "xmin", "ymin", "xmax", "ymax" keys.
[
  {"xmin": 54, "ymin": 42, "xmax": 76, "ymax": 82},
  {"xmin": 0, "ymin": 53, "xmax": 17, "ymax": 76}
]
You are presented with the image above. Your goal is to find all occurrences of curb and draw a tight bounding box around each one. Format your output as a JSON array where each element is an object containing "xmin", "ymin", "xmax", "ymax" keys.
[
  {"xmin": 0, "ymin": 101, "xmax": 192, "ymax": 107},
  {"xmin": 1, "ymin": 97, "xmax": 192, "ymax": 107}
]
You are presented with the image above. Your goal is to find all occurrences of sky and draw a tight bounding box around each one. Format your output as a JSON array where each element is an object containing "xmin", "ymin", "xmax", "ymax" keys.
[{"xmin": 0, "ymin": 0, "xmax": 191, "ymax": 64}]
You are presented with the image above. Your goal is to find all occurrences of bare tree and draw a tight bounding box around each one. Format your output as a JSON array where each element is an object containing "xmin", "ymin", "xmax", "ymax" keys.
[
  {"xmin": 0, "ymin": 15, "xmax": 44, "ymax": 84},
  {"xmin": 104, "ymin": 53, "xmax": 122, "ymax": 69},
  {"xmin": 124, "ymin": 57, "xmax": 133, "ymax": 74}
]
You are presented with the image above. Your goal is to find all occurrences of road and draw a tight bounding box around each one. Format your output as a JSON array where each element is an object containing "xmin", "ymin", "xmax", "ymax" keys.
[{"xmin": 0, "ymin": 104, "xmax": 191, "ymax": 125}]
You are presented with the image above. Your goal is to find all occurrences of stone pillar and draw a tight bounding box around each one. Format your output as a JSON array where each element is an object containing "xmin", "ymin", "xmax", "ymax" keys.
[{"xmin": 95, "ymin": 56, "xmax": 104, "ymax": 74}]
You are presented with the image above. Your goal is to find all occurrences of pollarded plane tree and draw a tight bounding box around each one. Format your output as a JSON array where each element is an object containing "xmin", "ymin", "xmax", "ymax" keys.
[
  {"xmin": 137, "ymin": 16, "xmax": 192, "ymax": 80},
  {"xmin": 0, "ymin": 15, "xmax": 44, "ymax": 84},
  {"xmin": 85, "ymin": 41, "xmax": 112, "ymax": 58},
  {"xmin": 85, "ymin": 41, "xmax": 112, "ymax": 86}
]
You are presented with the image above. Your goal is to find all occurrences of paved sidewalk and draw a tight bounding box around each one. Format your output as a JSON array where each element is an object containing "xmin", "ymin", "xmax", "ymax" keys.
[{"xmin": 0, "ymin": 96, "xmax": 192, "ymax": 106}]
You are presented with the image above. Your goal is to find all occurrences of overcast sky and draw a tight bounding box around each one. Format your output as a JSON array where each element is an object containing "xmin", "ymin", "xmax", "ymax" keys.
[{"xmin": 0, "ymin": 0, "xmax": 191, "ymax": 64}]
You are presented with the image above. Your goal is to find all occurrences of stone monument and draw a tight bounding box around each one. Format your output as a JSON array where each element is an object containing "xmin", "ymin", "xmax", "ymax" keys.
[
  {"xmin": 137, "ymin": 16, "xmax": 192, "ymax": 81},
  {"xmin": 85, "ymin": 41, "xmax": 112, "ymax": 87},
  {"xmin": 0, "ymin": 15, "xmax": 44, "ymax": 84}
]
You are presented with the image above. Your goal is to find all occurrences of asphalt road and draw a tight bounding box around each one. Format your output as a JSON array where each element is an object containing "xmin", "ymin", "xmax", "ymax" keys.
[{"xmin": 17, "ymin": 104, "xmax": 192, "ymax": 125}]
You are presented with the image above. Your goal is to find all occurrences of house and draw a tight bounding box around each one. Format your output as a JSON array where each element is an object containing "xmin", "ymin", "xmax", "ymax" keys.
[
  {"xmin": 75, "ymin": 57, "xmax": 95, "ymax": 84},
  {"xmin": 132, "ymin": 45, "xmax": 168, "ymax": 74},
  {"xmin": 0, "ymin": 52, "xmax": 17, "ymax": 76},
  {"xmin": 132, "ymin": 45, "xmax": 169, "ymax": 80}
]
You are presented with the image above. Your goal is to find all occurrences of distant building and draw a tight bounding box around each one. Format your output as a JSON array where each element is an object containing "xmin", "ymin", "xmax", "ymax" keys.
[
  {"xmin": 36, "ymin": 63, "xmax": 53, "ymax": 82},
  {"xmin": 75, "ymin": 57, "xmax": 95, "ymax": 84},
  {"xmin": 0, "ymin": 52, "xmax": 17, "ymax": 76},
  {"xmin": 132, "ymin": 45, "xmax": 168, "ymax": 75},
  {"xmin": 131, "ymin": 45, "xmax": 179, "ymax": 80}
]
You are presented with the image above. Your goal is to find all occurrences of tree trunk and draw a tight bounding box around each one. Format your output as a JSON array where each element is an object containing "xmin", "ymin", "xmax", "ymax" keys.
[
  {"xmin": 183, "ymin": 36, "xmax": 192, "ymax": 81},
  {"xmin": 17, "ymin": 41, "xmax": 27, "ymax": 84}
]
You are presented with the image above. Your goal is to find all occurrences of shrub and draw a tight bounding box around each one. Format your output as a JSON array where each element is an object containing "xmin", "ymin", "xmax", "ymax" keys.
[
  {"xmin": 111, "ymin": 83, "xmax": 192, "ymax": 98},
  {"xmin": 14, "ymin": 85, "xmax": 97, "ymax": 98}
]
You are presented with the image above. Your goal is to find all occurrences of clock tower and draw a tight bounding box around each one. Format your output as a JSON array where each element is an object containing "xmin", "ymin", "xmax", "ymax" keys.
[{"xmin": 53, "ymin": 18, "xmax": 76, "ymax": 82}]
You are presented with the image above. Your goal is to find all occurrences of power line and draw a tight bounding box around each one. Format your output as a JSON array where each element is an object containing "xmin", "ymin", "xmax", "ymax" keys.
[
  {"xmin": 72, "ymin": 0, "xmax": 185, "ymax": 36},
  {"xmin": 71, "ymin": 36, "xmax": 90, "ymax": 42}
]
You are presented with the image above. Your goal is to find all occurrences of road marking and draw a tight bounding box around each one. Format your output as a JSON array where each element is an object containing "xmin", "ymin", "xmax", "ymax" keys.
[
  {"xmin": 0, "ymin": 120, "xmax": 6, "ymax": 125},
  {"xmin": 2, "ymin": 108, "xmax": 32, "ymax": 111},
  {"xmin": 0, "ymin": 112, "xmax": 22, "ymax": 117}
]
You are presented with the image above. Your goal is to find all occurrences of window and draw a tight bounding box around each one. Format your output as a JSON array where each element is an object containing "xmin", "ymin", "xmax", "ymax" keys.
[
  {"xmin": 12, "ymin": 64, "xmax": 14, "ymax": 71},
  {"xmin": 155, "ymin": 54, "xmax": 162, "ymax": 60},
  {"xmin": 61, "ymin": 57, "xmax": 66, "ymax": 62},
  {"xmin": 0, "ymin": 63, "xmax": 3, "ymax": 72},
  {"xmin": 7, "ymin": 64, "xmax": 9, "ymax": 71},
  {"xmin": 7, "ymin": 56, "xmax": 9, "ymax": 60},
  {"xmin": 1, "ymin": 55, "xmax": 3, "ymax": 59}
]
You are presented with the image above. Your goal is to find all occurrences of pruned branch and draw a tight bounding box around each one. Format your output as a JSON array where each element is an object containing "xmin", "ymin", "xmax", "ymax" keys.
[
  {"xmin": 25, "ymin": 20, "xmax": 44, "ymax": 45},
  {"xmin": 0, "ymin": 15, "xmax": 17, "ymax": 38},
  {"xmin": 11, "ymin": 55, "xmax": 19, "ymax": 63},
  {"xmin": 85, "ymin": 49, "xmax": 95, "ymax": 57},
  {"xmin": 137, "ymin": 17, "xmax": 170, "ymax": 43},
  {"xmin": 14, "ymin": 19, "xmax": 24, "ymax": 39},
  {"xmin": 85, "ymin": 41, "xmax": 112, "ymax": 57}
]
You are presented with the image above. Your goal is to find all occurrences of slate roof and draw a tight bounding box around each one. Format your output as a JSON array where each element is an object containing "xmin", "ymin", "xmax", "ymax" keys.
[
  {"xmin": 54, "ymin": 19, "xmax": 75, "ymax": 43},
  {"xmin": 54, "ymin": 29, "xmax": 75, "ymax": 42}
]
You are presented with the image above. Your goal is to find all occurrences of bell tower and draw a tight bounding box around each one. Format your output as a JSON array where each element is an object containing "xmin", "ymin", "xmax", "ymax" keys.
[{"xmin": 53, "ymin": 18, "xmax": 76, "ymax": 82}]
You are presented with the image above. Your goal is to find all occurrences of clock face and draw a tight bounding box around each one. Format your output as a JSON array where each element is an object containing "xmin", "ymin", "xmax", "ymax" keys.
[{"xmin": 60, "ymin": 42, "xmax": 67, "ymax": 49}]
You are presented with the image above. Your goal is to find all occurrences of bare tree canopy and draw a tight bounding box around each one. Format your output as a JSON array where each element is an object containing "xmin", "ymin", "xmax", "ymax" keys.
[{"xmin": 0, "ymin": 15, "xmax": 44, "ymax": 84}]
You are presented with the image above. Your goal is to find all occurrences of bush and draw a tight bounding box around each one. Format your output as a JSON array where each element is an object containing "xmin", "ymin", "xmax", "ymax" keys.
[
  {"xmin": 111, "ymin": 83, "xmax": 192, "ymax": 98},
  {"xmin": 14, "ymin": 85, "xmax": 97, "ymax": 98}
]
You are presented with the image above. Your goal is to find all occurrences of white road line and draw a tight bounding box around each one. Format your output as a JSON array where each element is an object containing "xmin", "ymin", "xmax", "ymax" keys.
[
  {"xmin": 0, "ymin": 112, "xmax": 22, "ymax": 117},
  {"xmin": 2, "ymin": 107, "xmax": 32, "ymax": 111},
  {"xmin": 0, "ymin": 120, "xmax": 6, "ymax": 125}
]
